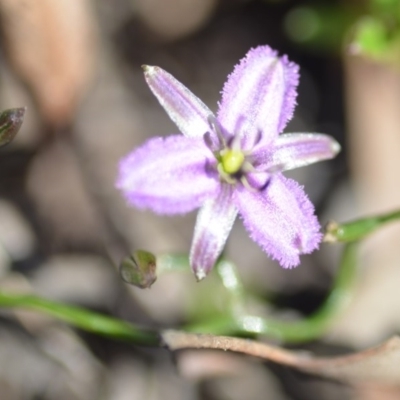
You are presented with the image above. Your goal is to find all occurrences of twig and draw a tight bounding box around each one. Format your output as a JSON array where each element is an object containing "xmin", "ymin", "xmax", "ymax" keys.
[{"xmin": 162, "ymin": 329, "xmax": 400, "ymax": 384}]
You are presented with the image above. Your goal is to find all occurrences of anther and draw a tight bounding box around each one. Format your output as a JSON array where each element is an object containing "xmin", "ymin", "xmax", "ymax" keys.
[{"xmin": 208, "ymin": 115, "xmax": 226, "ymax": 148}]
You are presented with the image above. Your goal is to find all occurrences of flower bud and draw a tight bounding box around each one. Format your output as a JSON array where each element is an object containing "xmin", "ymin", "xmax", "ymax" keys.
[
  {"xmin": 0, "ymin": 107, "xmax": 26, "ymax": 148},
  {"xmin": 119, "ymin": 250, "xmax": 157, "ymax": 289}
]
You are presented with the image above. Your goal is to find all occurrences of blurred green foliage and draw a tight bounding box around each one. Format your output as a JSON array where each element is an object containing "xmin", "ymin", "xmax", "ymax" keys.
[{"xmin": 283, "ymin": 0, "xmax": 400, "ymax": 66}]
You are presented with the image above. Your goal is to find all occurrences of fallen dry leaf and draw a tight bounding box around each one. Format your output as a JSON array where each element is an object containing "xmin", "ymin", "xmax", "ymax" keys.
[
  {"xmin": 0, "ymin": 0, "xmax": 96, "ymax": 127},
  {"xmin": 162, "ymin": 330, "xmax": 400, "ymax": 385}
]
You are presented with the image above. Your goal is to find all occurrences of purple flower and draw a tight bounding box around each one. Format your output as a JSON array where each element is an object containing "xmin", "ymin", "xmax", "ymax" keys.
[{"xmin": 117, "ymin": 46, "xmax": 340, "ymax": 280}]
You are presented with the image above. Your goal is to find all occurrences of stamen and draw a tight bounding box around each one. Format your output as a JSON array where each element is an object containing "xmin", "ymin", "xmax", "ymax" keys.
[
  {"xmin": 256, "ymin": 163, "xmax": 284, "ymax": 174},
  {"xmin": 240, "ymin": 176, "xmax": 258, "ymax": 192},
  {"xmin": 251, "ymin": 129, "xmax": 263, "ymax": 148},
  {"xmin": 208, "ymin": 115, "xmax": 226, "ymax": 148},
  {"xmin": 242, "ymin": 161, "xmax": 278, "ymax": 175},
  {"xmin": 229, "ymin": 116, "xmax": 247, "ymax": 150},
  {"xmin": 229, "ymin": 134, "xmax": 241, "ymax": 151},
  {"xmin": 258, "ymin": 178, "xmax": 271, "ymax": 191},
  {"xmin": 241, "ymin": 173, "xmax": 271, "ymax": 192},
  {"xmin": 203, "ymin": 132, "xmax": 216, "ymax": 152},
  {"xmin": 241, "ymin": 161, "xmax": 255, "ymax": 174},
  {"xmin": 217, "ymin": 163, "xmax": 237, "ymax": 184}
]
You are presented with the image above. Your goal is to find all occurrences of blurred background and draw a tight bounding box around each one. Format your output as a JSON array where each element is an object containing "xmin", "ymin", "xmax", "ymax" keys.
[{"xmin": 0, "ymin": 0, "xmax": 400, "ymax": 399}]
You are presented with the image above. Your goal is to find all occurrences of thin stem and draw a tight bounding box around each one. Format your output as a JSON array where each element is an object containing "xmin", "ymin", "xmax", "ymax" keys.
[
  {"xmin": 325, "ymin": 209, "xmax": 400, "ymax": 243},
  {"xmin": 185, "ymin": 242, "xmax": 359, "ymax": 343},
  {"xmin": 0, "ymin": 242, "xmax": 357, "ymax": 345},
  {"xmin": 156, "ymin": 253, "xmax": 190, "ymax": 273},
  {"xmin": 1, "ymin": 205, "xmax": 385, "ymax": 346},
  {"xmin": 0, "ymin": 292, "xmax": 160, "ymax": 346},
  {"xmin": 161, "ymin": 330, "xmax": 400, "ymax": 384}
]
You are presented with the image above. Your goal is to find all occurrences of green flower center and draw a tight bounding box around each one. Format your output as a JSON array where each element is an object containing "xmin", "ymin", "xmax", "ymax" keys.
[{"xmin": 219, "ymin": 148, "xmax": 245, "ymax": 175}]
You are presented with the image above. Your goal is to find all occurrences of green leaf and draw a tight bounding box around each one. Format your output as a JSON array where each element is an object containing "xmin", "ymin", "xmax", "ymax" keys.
[{"xmin": 0, "ymin": 291, "xmax": 159, "ymax": 345}]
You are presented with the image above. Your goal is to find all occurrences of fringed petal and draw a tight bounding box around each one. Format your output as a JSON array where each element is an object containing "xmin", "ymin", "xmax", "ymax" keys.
[
  {"xmin": 217, "ymin": 46, "xmax": 299, "ymax": 148},
  {"xmin": 117, "ymin": 135, "xmax": 218, "ymax": 214},
  {"xmin": 235, "ymin": 175, "xmax": 321, "ymax": 268}
]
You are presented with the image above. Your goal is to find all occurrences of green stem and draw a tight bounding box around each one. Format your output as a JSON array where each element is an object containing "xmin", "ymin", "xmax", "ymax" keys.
[
  {"xmin": 157, "ymin": 253, "xmax": 190, "ymax": 273},
  {"xmin": 0, "ymin": 292, "xmax": 160, "ymax": 346},
  {"xmin": 186, "ymin": 242, "xmax": 359, "ymax": 343},
  {"xmin": 326, "ymin": 209, "xmax": 400, "ymax": 242},
  {"xmin": 5, "ymin": 202, "xmax": 397, "ymax": 345}
]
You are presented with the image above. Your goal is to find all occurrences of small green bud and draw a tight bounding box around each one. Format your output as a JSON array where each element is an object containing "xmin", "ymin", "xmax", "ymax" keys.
[
  {"xmin": 0, "ymin": 107, "xmax": 26, "ymax": 148},
  {"xmin": 119, "ymin": 250, "xmax": 157, "ymax": 289}
]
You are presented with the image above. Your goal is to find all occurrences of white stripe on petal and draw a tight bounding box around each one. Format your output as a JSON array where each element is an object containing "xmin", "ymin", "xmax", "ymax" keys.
[
  {"xmin": 190, "ymin": 184, "xmax": 237, "ymax": 280},
  {"xmin": 253, "ymin": 133, "xmax": 341, "ymax": 172},
  {"xmin": 144, "ymin": 65, "xmax": 214, "ymax": 138}
]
